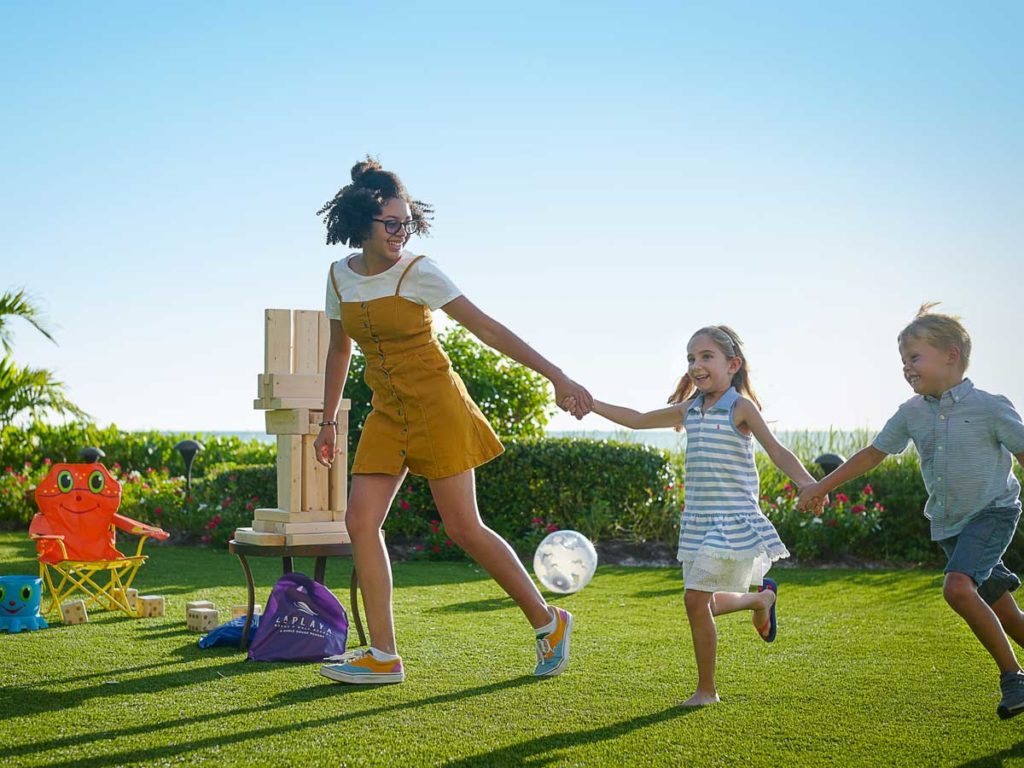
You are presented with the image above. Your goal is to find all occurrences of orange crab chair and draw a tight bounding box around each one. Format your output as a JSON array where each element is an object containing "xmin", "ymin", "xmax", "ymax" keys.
[{"xmin": 29, "ymin": 462, "xmax": 169, "ymax": 617}]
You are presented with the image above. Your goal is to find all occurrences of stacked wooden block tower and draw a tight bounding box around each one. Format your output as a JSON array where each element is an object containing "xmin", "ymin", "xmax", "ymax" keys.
[{"xmin": 233, "ymin": 309, "xmax": 350, "ymax": 546}]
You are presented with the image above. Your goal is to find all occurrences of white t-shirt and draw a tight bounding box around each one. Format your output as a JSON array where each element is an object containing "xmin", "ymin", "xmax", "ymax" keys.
[{"xmin": 324, "ymin": 251, "xmax": 462, "ymax": 320}]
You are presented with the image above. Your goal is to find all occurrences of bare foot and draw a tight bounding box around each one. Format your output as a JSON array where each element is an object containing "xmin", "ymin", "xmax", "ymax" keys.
[
  {"xmin": 679, "ymin": 691, "xmax": 720, "ymax": 707},
  {"xmin": 752, "ymin": 587, "xmax": 776, "ymax": 637}
]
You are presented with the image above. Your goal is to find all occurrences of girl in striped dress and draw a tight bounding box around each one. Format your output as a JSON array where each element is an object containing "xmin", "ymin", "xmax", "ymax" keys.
[{"xmin": 587, "ymin": 325, "xmax": 822, "ymax": 706}]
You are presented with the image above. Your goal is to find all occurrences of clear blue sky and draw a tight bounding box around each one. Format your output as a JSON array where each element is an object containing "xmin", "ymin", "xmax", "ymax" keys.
[{"xmin": 2, "ymin": 2, "xmax": 1021, "ymax": 434}]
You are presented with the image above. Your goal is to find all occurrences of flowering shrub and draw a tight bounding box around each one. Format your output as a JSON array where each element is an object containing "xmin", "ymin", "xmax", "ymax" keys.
[{"xmin": 763, "ymin": 482, "xmax": 885, "ymax": 562}]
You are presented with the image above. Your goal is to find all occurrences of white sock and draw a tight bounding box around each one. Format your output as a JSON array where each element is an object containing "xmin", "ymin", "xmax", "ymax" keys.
[
  {"xmin": 369, "ymin": 647, "xmax": 399, "ymax": 661},
  {"xmin": 535, "ymin": 607, "xmax": 557, "ymax": 636}
]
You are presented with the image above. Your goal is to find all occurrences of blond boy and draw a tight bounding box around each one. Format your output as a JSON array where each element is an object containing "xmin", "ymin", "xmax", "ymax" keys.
[{"xmin": 799, "ymin": 304, "xmax": 1024, "ymax": 719}]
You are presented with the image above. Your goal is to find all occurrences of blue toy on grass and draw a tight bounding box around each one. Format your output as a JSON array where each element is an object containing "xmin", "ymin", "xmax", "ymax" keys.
[{"xmin": 0, "ymin": 575, "xmax": 49, "ymax": 632}]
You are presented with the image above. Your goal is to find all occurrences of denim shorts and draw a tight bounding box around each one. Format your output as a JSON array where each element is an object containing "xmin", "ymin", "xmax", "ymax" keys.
[{"xmin": 939, "ymin": 505, "xmax": 1022, "ymax": 605}]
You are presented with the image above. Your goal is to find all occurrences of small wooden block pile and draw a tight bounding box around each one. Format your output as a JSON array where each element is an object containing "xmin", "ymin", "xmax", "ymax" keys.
[{"xmin": 237, "ymin": 308, "xmax": 350, "ymax": 547}]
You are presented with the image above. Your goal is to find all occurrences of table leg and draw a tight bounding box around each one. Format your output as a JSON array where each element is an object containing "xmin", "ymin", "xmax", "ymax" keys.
[
  {"xmin": 282, "ymin": 556, "xmax": 294, "ymax": 574},
  {"xmin": 314, "ymin": 556, "xmax": 326, "ymax": 584},
  {"xmin": 236, "ymin": 553, "xmax": 255, "ymax": 650},
  {"xmin": 350, "ymin": 567, "xmax": 365, "ymax": 646}
]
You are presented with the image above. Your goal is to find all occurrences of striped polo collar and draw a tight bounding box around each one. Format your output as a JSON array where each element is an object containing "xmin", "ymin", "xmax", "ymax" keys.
[
  {"xmin": 688, "ymin": 386, "xmax": 740, "ymax": 414},
  {"xmin": 924, "ymin": 377, "xmax": 974, "ymax": 404}
]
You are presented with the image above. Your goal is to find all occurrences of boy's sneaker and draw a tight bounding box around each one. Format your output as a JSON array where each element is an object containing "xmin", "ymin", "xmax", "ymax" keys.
[
  {"xmin": 319, "ymin": 649, "xmax": 404, "ymax": 684},
  {"xmin": 998, "ymin": 670, "xmax": 1024, "ymax": 720},
  {"xmin": 534, "ymin": 607, "xmax": 573, "ymax": 677}
]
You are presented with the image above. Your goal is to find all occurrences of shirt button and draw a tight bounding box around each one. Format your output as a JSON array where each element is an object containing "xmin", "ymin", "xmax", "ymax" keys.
[
  {"xmin": 937, "ymin": 476, "xmax": 942, "ymax": 481},
  {"xmin": 939, "ymin": 414, "xmax": 946, "ymax": 420},
  {"xmin": 938, "ymin": 446, "xmax": 943, "ymax": 450}
]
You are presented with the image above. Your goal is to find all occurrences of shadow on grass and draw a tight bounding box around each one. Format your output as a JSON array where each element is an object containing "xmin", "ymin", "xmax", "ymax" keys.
[
  {"xmin": 7, "ymin": 674, "xmax": 539, "ymax": 766},
  {"xmin": 444, "ymin": 704, "xmax": 694, "ymax": 767},
  {"xmin": 425, "ymin": 596, "xmax": 517, "ymax": 614},
  {"xmin": 0, "ymin": 652, "xmax": 277, "ymax": 723},
  {"xmin": 954, "ymin": 737, "xmax": 1024, "ymax": 767}
]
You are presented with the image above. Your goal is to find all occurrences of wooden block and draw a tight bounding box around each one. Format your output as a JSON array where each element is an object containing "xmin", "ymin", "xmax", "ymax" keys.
[
  {"xmin": 60, "ymin": 599, "xmax": 88, "ymax": 625},
  {"xmin": 265, "ymin": 408, "xmax": 313, "ymax": 435},
  {"xmin": 253, "ymin": 520, "xmax": 347, "ymax": 534},
  {"xmin": 252, "ymin": 508, "xmax": 334, "ymax": 523},
  {"xmin": 317, "ymin": 311, "xmax": 330, "ymax": 374},
  {"xmin": 254, "ymin": 396, "xmax": 324, "ymax": 410},
  {"xmin": 293, "ymin": 310, "xmax": 319, "ymax": 374},
  {"xmin": 277, "ymin": 435, "xmax": 302, "ymax": 513},
  {"xmin": 137, "ymin": 595, "xmax": 165, "ymax": 618},
  {"xmin": 264, "ymin": 309, "xmax": 291, "ymax": 375},
  {"xmin": 329, "ymin": 448, "xmax": 346, "ymax": 512},
  {"xmin": 187, "ymin": 607, "xmax": 219, "ymax": 632},
  {"xmin": 233, "ymin": 527, "xmax": 286, "ymax": 546},
  {"xmin": 112, "ymin": 587, "xmax": 138, "ymax": 611},
  {"xmin": 302, "ymin": 434, "xmax": 329, "ymax": 512},
  {"xmin": 259, "ymin": 373, "xmax": 325, "ymax": 400},
  {"xmin": 231, "ymin": 604, "xmax": 262, "ymax": 620},
  {"xmin": 185, "ymin": 600, "xmax": 215, "ymax": 618},
  {"xmin": 285, "ymin": 531, "xmax": 351, "ymax": 546}
]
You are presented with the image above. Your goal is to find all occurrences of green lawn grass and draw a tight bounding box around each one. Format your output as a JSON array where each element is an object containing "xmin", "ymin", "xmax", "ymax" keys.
[{"xmin": 1, "ymin": 532, "xmax": 1022, "ymax": 767}]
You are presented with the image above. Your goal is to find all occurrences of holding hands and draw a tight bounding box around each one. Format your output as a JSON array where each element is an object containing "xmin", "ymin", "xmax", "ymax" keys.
[
  {"xmin": 554, "ymin": 376, "xmax": 593, "ymax": 419},
  {"xmin": 796, "ymin": 482, "xmax": 829, "ymax": 514}
]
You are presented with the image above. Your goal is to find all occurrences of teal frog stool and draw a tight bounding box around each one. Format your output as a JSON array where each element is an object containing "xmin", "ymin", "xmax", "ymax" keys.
[{"xmin": 0, "ymin": 575, "xmax": 49, "ymax": 632}]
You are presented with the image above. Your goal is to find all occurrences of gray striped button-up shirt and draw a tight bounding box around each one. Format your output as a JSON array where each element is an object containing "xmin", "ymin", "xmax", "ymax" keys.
[{"xmin": 873, "ymin": 378, "xmax": 1024, "ymax": 540}]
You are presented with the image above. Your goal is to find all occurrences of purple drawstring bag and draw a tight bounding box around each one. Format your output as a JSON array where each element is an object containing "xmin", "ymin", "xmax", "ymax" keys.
[{"xmin": 247, "ymin": 572, "xmax": 348, "ymax": 662}]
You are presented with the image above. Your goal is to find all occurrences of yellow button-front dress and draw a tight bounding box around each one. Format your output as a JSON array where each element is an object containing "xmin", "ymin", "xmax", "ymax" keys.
[{"xmin": 330, "ymin": 255, "xmax": 504, "ymax": 479}]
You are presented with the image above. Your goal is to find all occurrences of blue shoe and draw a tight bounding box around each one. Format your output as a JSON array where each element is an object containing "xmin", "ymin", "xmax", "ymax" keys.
[
  {"xmin": 320, "ymin": 649, "xmax": 405, "ymax": 684},
  {"xmin": 755, "ymin": 578, "xmax": 778, "ymax": 643},
  {"xmin": 998, "ymin": 670, "xmax": 1024, "ymax": 719},
  {"xmin": 534, "ymin": 607, "xmax": 573, "ymax": 677}
]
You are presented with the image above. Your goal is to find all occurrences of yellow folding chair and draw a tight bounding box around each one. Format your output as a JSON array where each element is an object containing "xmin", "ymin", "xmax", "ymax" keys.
[{"xmin": 29, "ymin": 461, "xmax": 168, "ymax": 617}]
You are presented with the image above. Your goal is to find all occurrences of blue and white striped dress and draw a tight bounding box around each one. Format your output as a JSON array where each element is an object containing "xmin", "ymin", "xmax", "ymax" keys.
[{"xmin": 678, "ymin": 387, "xmax": 790, "ymax": 592}]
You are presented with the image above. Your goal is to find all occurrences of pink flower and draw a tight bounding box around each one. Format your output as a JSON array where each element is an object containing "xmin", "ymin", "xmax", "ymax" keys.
[
  {"xmin": 445, "ymin": 539, "xmax": 454, "ymax": 548},
  {"xmin": 405, "ymin": 485, "xmax": 414, "ymax": 494},
  {"xmin": 399, "ymin": 500, "xmax": 411, "ymax": 511},
  {"xmin": 783, "ymin": 483, "xmax": 794, "ymax": 493},
  {"xmin": 220, "ymin": 497, "xmax": 231, "ymax": 509},
  {"xmin": 851, "ymin": 505, "xmax": 865, "ymax": 515},
  {"xmin": 546, "ymin": 523, "xmax": 559, "ymax": 533},
  {"xmin": 245, "ymin": 502, "xmax": 254, "ymax": 511},
  {"xmin": 430, "ymin": 524, "xmax": 440, "ymax": 534},
  {"xmin": 835, "ymin": 493, "xmax": 850, "ymax": 504},
  {"xmin": 414, "ymin": 544, "xmax": 425, "ymax": 551},
  {"xmin": 862, "ymin": 484, "xmax": 874, "ymax": 496},
  {"xmin": 154, "ymin": 506, "xmax": 163, "ymax": 516},
  {"xmin": 212, "ymin": 514, "xmax": 222, "ymax": 525},
  {"xmin": 531, "ymin": 517, "xmax": 544, "ymax": 525},
  {"xmin": 826, "ymin": 519, "xmax": 838, "ymax": 527},
  {"xmin": 874, "ymin": 503, "xmax": 885, "ymax": 512},
  {"xmin": 4, "ymin": 466, "xmax": 12, "ymax": 473},
  {"xmin": 431, "ymin": 544, "xmax": 441, "ymax": 554},
  {"xmin": 43, "ymin": 458, "xmax": 51, "ymax": 465},
  {"xmin": 201, "ymin": 534, "xmax": 212, "ymax": 544}
]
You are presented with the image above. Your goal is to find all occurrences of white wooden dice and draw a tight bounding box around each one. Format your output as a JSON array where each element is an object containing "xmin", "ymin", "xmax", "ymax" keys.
[
  {"xmin": 60, "ymin": 599, "xmax": 88, "ymax": 625},
  {"xmin": 187, "ymin": 607, "xmax": 219, "ymax": 632},
  {"xmin": 136, "ymin": 595, "xmax": 165, "ymax": 618},
  {"xmin": 231, "ymin": 604, "xmax": 262, "ymax": 620}
]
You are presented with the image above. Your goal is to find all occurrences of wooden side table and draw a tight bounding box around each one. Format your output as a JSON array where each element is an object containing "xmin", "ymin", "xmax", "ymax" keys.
[{"xmin": 227, "ymin": 539, "xmax": 365, "ymax": 650}]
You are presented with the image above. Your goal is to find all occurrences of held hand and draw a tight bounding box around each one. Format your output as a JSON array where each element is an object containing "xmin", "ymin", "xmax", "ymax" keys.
[
  {"xmin": 313, "ymin": 425, "xmax": 338, "ymax": 468},
  {"xmin": 797, "ymin": 482, "xmax": 822, "ymax": 512},
  {"xmin": 554, "ymin": 376, "xmax": 593, "ymax": 419}
]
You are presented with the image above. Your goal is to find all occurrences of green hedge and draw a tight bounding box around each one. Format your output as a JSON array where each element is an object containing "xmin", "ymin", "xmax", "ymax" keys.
[{"xmin": 5, "ymin": 421, "xmax": 1024, "ymax": 567}]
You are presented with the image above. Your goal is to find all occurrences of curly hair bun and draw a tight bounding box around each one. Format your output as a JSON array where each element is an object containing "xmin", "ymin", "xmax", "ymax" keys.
[{"xmin": 351, "ymin": 158, "xmax": 383, "ymax": 184}]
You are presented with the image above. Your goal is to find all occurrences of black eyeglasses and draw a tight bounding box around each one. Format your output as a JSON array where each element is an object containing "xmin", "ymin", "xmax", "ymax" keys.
[{"xmin": 372, "ymin": 218, "xmax": 420, "ymax": 236}]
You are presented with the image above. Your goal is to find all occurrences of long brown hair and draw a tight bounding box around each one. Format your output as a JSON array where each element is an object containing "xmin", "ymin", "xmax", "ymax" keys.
[{"xmin": 668, "ymin": 325, "xmax": 762, "ymax": 410}]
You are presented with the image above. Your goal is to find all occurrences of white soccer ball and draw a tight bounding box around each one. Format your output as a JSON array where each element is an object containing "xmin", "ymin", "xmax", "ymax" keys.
[{"xmin": 533, "ymin": 530, "xmax": 598, "ymax": 594}]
